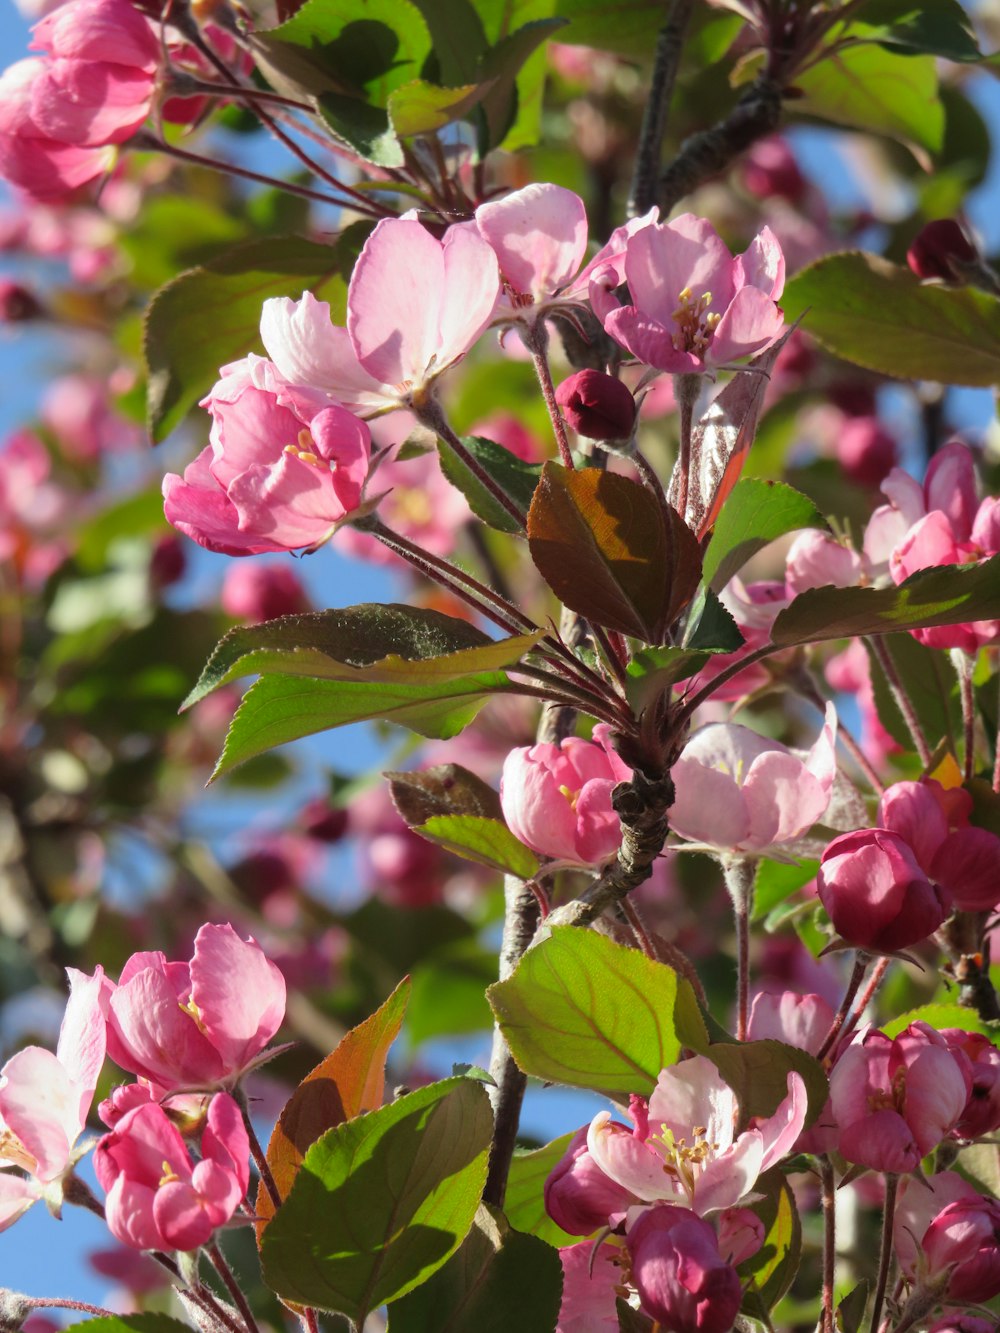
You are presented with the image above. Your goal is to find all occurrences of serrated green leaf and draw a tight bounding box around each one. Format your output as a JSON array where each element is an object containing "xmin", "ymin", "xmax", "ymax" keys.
[
  {"xmin": 413, "ymin": 0, "xmax": 488, "ymax": 84},
  {"xmin": 850, "ymin": 0, "xmax": 980, "ymax": 62},
  {"xmin": 702, "ymin": 478, "xmax": 825, "ymax": 594},
  {"xmin": 415, "ymin": 814, "xmax": 540, "ymax": 878},
  {"xmin": 145, "ymin": 232, "xmax": 362, "ymax": 440},
  {"xmin": 783, "ymin": 251, "xmax": 1000, "ymax": 386},
  {"xmin": 793, "ymin": 44, "xmax": 943, "ymax": 153},
  {"xmin": 438, "ymin": 435, "xmax": 542, "ymax": 533},
  {"xmin": 260, "ymin": 1076, "xmax": 493, "ymax": 1322},
  {"xmin": 883, "ymin": 1002, "xmax": 998, "ymax": 1040}
]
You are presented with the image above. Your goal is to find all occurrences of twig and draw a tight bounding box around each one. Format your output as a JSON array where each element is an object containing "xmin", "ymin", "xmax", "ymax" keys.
[
  {"xmin": 952, "ymin": 648, "xmax": 977, "ymax": 781},
  {"xmin": 869, "ymin": 1174, "xmax": 898, "ymax": 1333},
  {"xmin": 723, "ymin": 856, "xmax": 757, "ymax": 1041},
  {"xmin": 866, "ymin": 636, "xmax": 933, "ymax": 769},
  {"xmin": 629, "ymin": 0, "xmax": 696, "ymax": 217},
  {"xmin": 819, "ymin": 1156, "xmax": 836, "ymax": 1333},
  {"xmin": 524, "ymin": 322, "xmax": 575, "ymax": 468},
  {"xmin": 817, "ymin": 952, "xmax": 870, "ymax": 1063}
]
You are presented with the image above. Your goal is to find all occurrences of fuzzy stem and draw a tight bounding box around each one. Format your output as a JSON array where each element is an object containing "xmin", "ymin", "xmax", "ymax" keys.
[
  {"xmin": 819, "ymin": 1156, "xmax": 836, "ymax": 1333},
  {"xmin": 12, "ymin": 1297, "xmax": 122, "ymax": 1319},
  {"xmin": 206, "ymin": 1244, "xmax": 261, "ymax": 1333},
  {"xmin": 952, "ymin": 648, "xmax": 977, "ymax": 781},
  {"xmin": 839, "ymin": 956, "xmax": 890, "ymax": 1047},
  {"xmin": 524, "ymin": 322, "xmax": 575, "ymax": 468},
  {"xmin": 870, "ymin": 1174, "xmax": 899, "ymax": 1333},
  {"xmin": 620, "ymin": 895, "xmax": 657, "ymax": 959},
  {"xmin": 867, "ymin": 637, "xmax": 933, "ymax": 768},
  {"xmin": 994, "ymin": 667, "xmax": 1000, "ymax": 793},
  {"xmin": 722, "ymin": 856, "xmax": 757, "ymax": 1040},
  {"xmin": 628, "ymin": 0, "xmax": 696, "ymax": 217},
  {"xmin": 817, "ymin": 952, "xmax": 870, "ymax": 1063},
  {"xmin": 672, "ymin": 373, "xmax": 701, "ymax": 526},
  {"xmin": 416, "ymin": 398, "xmax": 528, "ymax": 530},
  {"xmin": 234, "ymin": 1087, "xmax": 282, "ymax": 1212}
]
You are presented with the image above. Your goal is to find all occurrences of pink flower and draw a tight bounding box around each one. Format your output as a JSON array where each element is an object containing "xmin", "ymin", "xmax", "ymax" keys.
[
  {"xmin": 829, "ymin": 1024, "xmax": 970, "ymax": 1174},
  {"xmin": 597, "ymin": 215, "xmax": 785, "ymax": 374},
  {"xmin": 556, "ymin": 1240, "xmax": 624, "ymax": 1332},
  {"xmin": 500, "ymin": 724, "xmax": 632, "ymax": 866},
  {"xmin": 0, "ymin": 59, "xmax": 114, "ymax": 201},
  {"xmin": 784, "ymin": 530, "xmax": 861, "ymax": 597},
  {"xmin": 163, "ymin": 356, "xmax": 371, "ymax": 555},
  {"xmin": 878, "ymin": 779, "xmax": 1000, "ymax": 913},
  {"xmin": 336, "ymin": 445, "xmax": 471, "ymax": 566},
  {"xmin": 817, "ymin": 828, "xmax": 951, "ymax": 953},
  {"xmin": 626, "ymin": 1206, "xmax": 743, "ymax": 1333},
  {"xmin": 940, "ymin": 1029, "xmax": 1000, "ymax": 1139},
  {"xmin": 890, "ymin": 507, "xmax": 1000, "ymax": 651},
  {"xmin": 40, "ymin": 372, "xmax": 136, "ymax": 461},
  {"xmin": 587, "ymin": 1055, "xmax": 807, "ymax": 1216},
  {"xmin": 864, "ymin": 441, "xmax": 979, "ymax": 579},
  {"xmin": 220, "ymin": 561, "xmax": 310, "ymax": 622},
  {"xmin": 896, "ymin": 1171, "xmax": 1000, "ymax": 1304},
  {"xmin": 667, "ymin": 704, "xmax": 837, "ymax": 855},
  {"xmin": 836, "ymin": 416, "xmax": 898, "ymax": 488},
  {"xmin": 0, "ymin": 967, "xmax": 106, "ymax": 1229},
  {"xmin": 94, "ymin": 1092, "xmax": 249, "ymax": 1251},
  {"xmin": 98, "ymin": 922, "xmax": 286, "ymax": 1090},
  {"xmin": 740, "ymin": 136, "xmax": 808, "ymax": 205},
  {"xmin": 544, "ymin": 1125, "xmax": 639, "ymax": 1235}
]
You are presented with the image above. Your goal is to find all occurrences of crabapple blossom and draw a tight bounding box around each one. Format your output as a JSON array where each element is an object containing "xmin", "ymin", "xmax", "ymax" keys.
[
  {"xmin": 162, "ymin": 356, "xmax": 371, "ymax": 555},
  {"xmin": 97, "ymin": 922, "xmax": 286, "ymax": 1090},
  {"xmin": 667, "ymin": 703, "xmax": 837, "ymax": 855},
  {"xmin": 817, "ymin": 828, "xmax": 951, "ymax": 953},
  {"xmin": 940, "ymin": 1029, "xmax": 1000, "ymax": 1139},
  {"xmin": 500, "ymin": 724, "xmax": 632, "ymax": 866},
  {"xmin": 94, "ymin": 1092, "xmax": 249, "ymax": 1251},
  {"xmin": 626, "ymin": 1206, "xmax": 743, "ymax": 1333},
  {"xmin": 586, "ymin": 1055, "xmax": 807, "ymax": 1216},
  {"xmin": 0, "ymin": 967, "xmax": 105, "ymax": 1229},
  {"xmin": 829, "ymin": 1024, "xmax": 970, "ymax": 1174},
  {"xmin": 220, "ymin": 561, "xmax": 310, "ymax": 623},
  {"xmin": 555, "ymin": 369, "xmax": 636, "ymax": 441},
  {"xmin": 595, "ymin": 214, "xmax": 785, "ymax": 374},
  {"xmin": 895, "ymin": 1171, "xmax": 1000, "ymax": 1305},
  {"xmin": 544, "ymin": 1122, "xmax": 639, "ymax": 1234},
  {"xmin": 556, "ymin": 1240, "xmax": 624, "ymax": 1332},
  {"xmin": 0, "ymin": 59, "xmax": 115, "ymax": 201}
]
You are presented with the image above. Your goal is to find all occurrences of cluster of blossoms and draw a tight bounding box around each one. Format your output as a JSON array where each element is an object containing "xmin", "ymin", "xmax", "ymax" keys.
[{"xmin": 0, "ymin": 924, "xmax": 285, "ymax": 1252}]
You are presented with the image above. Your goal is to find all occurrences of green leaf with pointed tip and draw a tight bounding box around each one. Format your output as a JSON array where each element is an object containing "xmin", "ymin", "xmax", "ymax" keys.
[
  {"xmin": 437, "ymin": 435, "xmax": 542, "ymax": 533},
  {"xmin": 260, "ymin": 1076, "xmax": 493, "ymax": 1322},
  {"xmin": 783, "ymin": 252, "xmax": 1000, "ymax": 386},
  {"xmin": 739, "ymin": 1172, "xmax": 801, "ymax": 1317},
  {"xmin": 414, "ymin": 815, "xmax": 540, "ymax": 878},
  {"xmin": 625, "ymin": 646, "xmax": 711, "ymax": 712},
  {"xmin": 769, "ymin": 556, "xmax": 1000, "ymax": 647},
  {"xmin": 793, "ymin": 44, "xmax": 942, "ymax": 153},
  {"xmin": 386, "ymin": 1203, "xmax": 563, "ymax": 1332},
  {"xmin": 211, "ymin": 667, "xmax": 519, "ymax": 778},
  {"xmin": 837, "ymin": 1281, "xmax": 869, "ymax": 1333},
  {"xmin": 488, "ymin": 927, "xmax": 705, "ymax": 1097},
  {"xmin": 317, "ymin": 93, "xmax": 405, "ymax": 165},
  {"xmin": 851, "ymin": 0, "xmax": 980, "ymax": 62},
  {"xmin": 883, "ymin": 1002, "xmax": 998, "ymax": 1040},
  {"xmin": 183, "ymin": 604, "xmax": 540, "ymax": 708},
  {"xmin": 413, "ymin": 0, "xmax": 488, "ymax": 85},
  {"xmin": 702, "ymin": 479, "xmax": 825, "ymax": 594},
  {"xmin": 472, "ymin": 0, "xmax": 561, "ymax": 150},
  {"xmin": 145, "ymin": 232, "xmax": 363, "ymax": 441},
  {"xmin": 683, "ymin": 588, "xmax": 745, "ymax": 652},
  {"xmin": 387, "ymin": 80, "xmax": 485, "ymax": 136},
  {"xmin": 504, "ymin": 1135, "xmax": 577, "ymax": 1248}
]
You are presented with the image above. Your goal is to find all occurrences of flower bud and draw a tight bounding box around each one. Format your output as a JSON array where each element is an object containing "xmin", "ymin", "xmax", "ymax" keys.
[
  {"xmin": 923, "ymin": 1195, "xmax": 1000, "ymax": 1303},
  {"xmin": 740, "ymin": 135, "xmax": 808, "ymax": 204},
  {"xmin": 555, "ymin": 370, "xmax": 636, "ymax": 441},
  {"xmin": 544, "ymin": 1126, "xmax": 637, "ymax": 1235},
  {"xmin": 836, "ymin": 416, "xmax": 898, "ymax": 488},
  {"xmin": 817, "ymin": 828, "xmax": 951, "ymax": 953},
  {"xmin": 149, "ymin": 534, "xmax": 186, "ymax": 589},
  {"xmin": 907, "ymin": 219, "xmax": 980, "ymax": 283},
  {"xmin": 221, "ymin": 560, "xmax": 310, "ymax": 622},
  {"xmin": 0, "ymin": 279, "xmax": 42, "ymax": 322},
  {"xmin": 627, "ymin": 1206, "xmax": 742, "ymax": 1333},
  {"xmin": 941, "ymin": 1029, "xmax": 1000, "ymax": 1139}
]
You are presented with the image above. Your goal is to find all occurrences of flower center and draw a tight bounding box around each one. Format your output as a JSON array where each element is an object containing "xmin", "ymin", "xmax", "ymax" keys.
[
  {"xmin": 647, "ymin": 1122, "xmax": 717, "ymax": 1196},
  {"xmin": 159, "ymin": 1160, "xmax": 181, "ymax": 1187},
  {"xmin": 671, "ymin": 287, "xmax": 721, "ymax": 356},
  {"xmin": 0, "ymin": 1125, "xmax": 36, "ymax": 1174},
  {"xmin": 178, "ymin": 995, "xmax": 209, "ymax": 1036},
  {"xmin": 558, "ymin": 784, "xmax": 580, "ymax": 812},
  {"xmin": 284, "ymin": 427, "xmax": 327, "ymax": 469}
]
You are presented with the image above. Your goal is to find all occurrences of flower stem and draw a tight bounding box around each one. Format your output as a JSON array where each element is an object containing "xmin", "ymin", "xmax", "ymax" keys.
[
  {"xmin": 416, "ymin": 398, "xmax": 529, "ymax": 530},
  {"xmin": 12, "ymin": 1296, "xmax": 122, "ymax": 1319},
  {"xmin": 235, "ymin": 1087, "xmax": 282, "ymax": 1212},
  {"xmin": 869, "ymin": 1174, "xmax": 898, "ymax": 1333},
  {"xmin": 672, "ymin": 372, "xmax": 701, "ymax": 527},
  {"xmin": 819, "ymin": 1156, "xmax": 836, "ymax": 1333},
  {"xmin": 722, "ymin": 856, "xmax": 758, "ymax": 1040},
  {"xmin": 817, "ymin": 952, "xmax": 870, "ymax": 1063},
  {"xmin": 993, "ymin": 668, "xmax": 1000, "ymax": 793},
  {"xmin": 867, "ymin": 637, "xmax": 932, "ymax": 769},
  {"xmin": 206, "ymin": 1243, "xmax": 261, "ymax": 1333},
  {"xmin": 524, "ymin": 323, "xmax": 575, "ymax": 468},
  {"xmin": 951, "ymin": 648, "xmax": 977, "ymax": 781}
]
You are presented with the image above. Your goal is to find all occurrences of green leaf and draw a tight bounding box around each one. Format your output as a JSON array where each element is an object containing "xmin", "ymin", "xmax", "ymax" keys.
[
  {"xmin": 317, "ymin": 93, "xmax": 405, "ymax": 165},
  {"xmin": 754, "ymin": 859, "xmax": 818, "ymax": 923},
  {"xmin": 739, "ymin": 1172, "xmax": 802, "ymax": 1316},
  {"xmin": 407, "ymin": 942, "xmax": 496, "ymax": 1046},
  {"xmin": 836, "ymin": 1282, "xmax": 869, "ymax": 1333},
  {"xmin": 387, "ymin": 79, "xmax": 485, "ymax": 136},
  {"xmin": 62, "ymin": 1320, "xmax": 193, "ymax": 1333},
  {"xmin": 769, "ymin": 556, "xmax": 1000, "ymax": 647},
  {"xmin": 625, "ymin": 646, "xmax": 711, "ymax": 713},
  {"xmin": 212, "ymin": 668, "xmax": 517, "ymax": 778},
  {"xmin": 682, "ymin": 588, "xmax": 745, "ymax": 652},
  {"xmin": 145, "ymin": 232, "xmax": 362, "ymax": 440},
  {"xmin": 702, "ymin": 479, "xmax": 825, "ymax": 594},
  {"xmin": 119, "ymin": 196, "xmax": 246, "ymax": 290},
  {"xmin": 438, "ymin": 435, "xmax": 542, "ymax": 533},
  {"xmin": 883, "ymin": 1002, "xmax": 998, "ymax": 1040},
  {"xmin": 504, "ymin": 1135, "xmax": 577, "ymax": 1248},
  {"xmin": 616, "ymin": 1301, "xmax": 654, "ymax": 1332},
  {"xmin": 415, "ymin": 815, "xmax": 540, "ymax": 878},
  {"xmin": 183, "ymin": 604, "xmax": 540, "ymax": 708},
  {"xmin": 551, "ymin": 0, "xmax": 667, "ymax": 55},
  {"xmin": 528, "ymin": 461, "xmax": 702, "ymax": 643},
  {"xmin": 850, "ymin": 0, "xmax": 980, "ymax": 62},
  {"xmin": 865, "ymin": 631, "xmax": 959, "ymax": 753},
  {"xmin": 260, "ymin": 1076, "xmax": 493, "ymax": 1322},
  {"xmin": 488, "ymin": 927, "xmax": 703, "ymax": 1097},
  {"xmin": 475, "ymin": 16, "xmax": 567, "ymax": 152},
  {"xmin": 413, "ymin": 0, "xmax": 488, "ymax": 84},
  {"xmin": 782, "ymin": 252, "xmax": 1000, "ymax": 386},
  {"xmin": 386, "ymin": 1204, "xmax": 563, "ymax": 1332},
  {"xmin": 472, "ymin": 0, "xmax": 560, "ymax": 150},
  {"xmin": 793, "ymin": 44, "xmax": 943, "ymax": 154}
]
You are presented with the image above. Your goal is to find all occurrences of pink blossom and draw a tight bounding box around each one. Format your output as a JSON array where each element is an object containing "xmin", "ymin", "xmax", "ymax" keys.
[
  {"xmin": 544, "ymin": 1124, "xmax": 639, "ymax": 1235},
  {"xmin": 740, "ymin": 136, "xmax": 808, "ymax": 205},
  {"xmin": 896, "ymin": 1171, "xmax": 1000, "ymax": 1304},
  {"xmin": 587, "ymin": 1055, "xmax": 807, "ymax": 1216},
  {"xmin": 747, "ymin": 990, "xmax": 835, "ymax": 1056},
  {"xmin": 784, "ymin": 530, "xmax": 861, "ymax": 597},
  {"xmin": 163, "ymin": 356, "xmax": 371, "ymax": 555},
  {"xmin": 908, "ymin": 219, "xmax": 981, "ymax": 283},
  {"xmin": 626, "ymin": 1206, "xmax": 743, "ymax": 1333},
  {"xmin": 500, "ymin": 724, "xmax": 632, "ymax": 866},
  {"xmin": 556, "ymin": 1240, "xmax": 624, "ymax": 1332},
  {"xmin": 836, "ymin": 416, "xmax": 898, "ymax": 487},
  {"xmin": 40, "ymin": 372, "xmax": 137, "ymax": 461},
  {"xmin": 829, "ymin": 1024, "xmax": 970, "ymax": 1174},
  {"xmin": 680, "ymin": 578, "xmax": 787, "ymax": 702},
  {"xmin": 220, "ymin": 561, "xmax": 310, "ymax": 622},
  {"xmin": 597, "ymin": 215, "xmax": 785, "ymax": 374},
  {"xmin": 879, "ymin": 779, "xmax": 1000, "ymax": 913},
  {"xmin": 0, "ymin": 968, "xmax": 106, "ymax": 1229},
  {"xmin": 336, "ymin": 445, "xmax": 471, "ymax": 566},
  {"xmin": 667, "ymin": 704, "xmax": 837, "ymax": 855},
  {"xmin": 94, "ymin": 1092, "xmax": 249, "ymax": 1251},
  {"xmin": 98, "ymin": 922, "xmax": 286, "ymax": 1090},
  {"xmin": 0, "ymin": 59, "xmax": 114, "ymax": 201},
  {"xmin": 890, "ymin": 507, "xmax": 1000, "ymax": 651},
  {"xmin": 940, "ymin": 1029, "xmax": 1000, "ymax": 1139}
]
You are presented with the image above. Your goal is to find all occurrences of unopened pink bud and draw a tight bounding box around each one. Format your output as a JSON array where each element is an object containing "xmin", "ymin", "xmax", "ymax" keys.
[
  {"xmin": 220, "ymin": 560, "xmax": 310, "ymax": 622},
  {"xmin": 149, "ymin": 534, "xmax": 186, "ymax": 589},
  {"xmin": 907, "ymin": 219, "xmax": 980, "ymax": 283},
  {"xmin": 555, "ymin": 370, "xmax": 636, "ymax": 441},
  {"xmin": 544, "ymin": 1126, "xmax": 637, "ymax": 1235},
  {"xmin": 836, "ymin": 417, "xmax": 898, "ymax": 488},
  {"xmin": 627, "ymin": 1206, "xmax": 742, "ymax": 1333},
  {"xmin": 924, "ymin": 1195, "xmax": 1000, "ymax": 1302}
]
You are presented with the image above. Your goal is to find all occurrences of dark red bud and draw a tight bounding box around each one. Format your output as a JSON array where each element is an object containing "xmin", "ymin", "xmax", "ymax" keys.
[
  {"xmin": 0, "ymin": 279, "xmax": 43, "ymax": 323},
  {"xmin": 300, "ymin": 798, "xmax": 349, "ymax": 843},
  {"xmin": 555, "ymin": 369, "xmax": 636, "ymax": 442},
  {"xmin": 907, "ymin": 219, "xmax": 980, "ymax": 283},
  {"xmin": 149, "ymin": 534, "xmax": 187, "ymax": 589}
]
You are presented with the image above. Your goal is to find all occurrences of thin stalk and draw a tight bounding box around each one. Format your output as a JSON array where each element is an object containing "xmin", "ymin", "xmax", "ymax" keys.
[
  {"xmin": 15, "ymin": 1298, "xmax": 121, "ymax": 1319},
  {"xmin": 994, "ymin": 668, "xmax": 1000, "ymax": 793},
  {"xmin": 235, "ymin": 1088, "xmax": 282, "ymax": 1212},
  {"xmin": 952, "ymin": 648, "xmax": 977, "ymax": 781},
  {"xmin": 816, "ymin": 953, "xmax": 870, "ymax": 1063},
  {"xmin": 206, "ymin": 1244, "xmax": 261, "ymax": 1333},
  {"xmin": 673, "ymin": 374, "xmax": 701, "ymax": 525},
  {"xmin": 621, "ymin": 895, "xmax": 657, "ymax": 959},
  {"xmin": 839, "ymin": 956, "xmax": 890, "ymax": 1047},
  {"xmin": 416, "ymin": 398, "xmax": 528, "ymax": 530},
  {"xmin": 722, "ymin": 856, "xmax": 757, "ymax": 1040},
  {"xmin": 590, "ymin": 622, "xmax": 631, "ymax": 691},
  {"xmin": 173, "ymin": 75, "xmax": 313, "ymax": 111},
  {"xmin": 870, "ymin": 1174, "xmax": 899, "ymax": 1333},
  {"xmin": 819, "ymin": 1156, "xmax": 836, "ymax": 1333},
  {"xmin": 867, "ymin": 637, "xmax": 932, "ymax": 768},
  {"xmin": 628, "ymin": 0, "xmax": 696, "ymax": 217},
  {"xmin": 795, "ymin": 672, "xmax": 884, "ymax": 794},
  {"xmin": 524, "ymin": 323, "xmax": 575, "ymax": 468},
  {"xmin": 674, "ymin": 642, "xmax": 777, "ymax": 728}
]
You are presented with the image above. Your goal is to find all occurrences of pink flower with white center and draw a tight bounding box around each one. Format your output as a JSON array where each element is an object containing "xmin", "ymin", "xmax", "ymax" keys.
[
  {"xmin": 500, "ymin": 724, "xmax": 632, "ymax": 866},
  {"xmin": 162, "ymin": 356, "xmax": 371, "ymax": 556},
  {"xmin": 667, "ymin": 703, "xmax": 837, "ymax": 856},
  {"xmin": 0, "ymin": 967, "xmax": 106, "ymax": 1230},
  {"xmin": 94, "ymin": 1092, "xmax": 249, "ymax": 1252},
  {"xmin": 626, "ymin": 1206, "xmax": 743, "ymax": 1333},
  {"xmin": 895, "ymin": 1171, "xmax": 1000, "ymax": 1305},
  {"xmin": 596, "ymin": 215, "xmax": 785, "ymax": 375},
  {"xmin": 587, "ymin": 1055, "xmax": 807, "ymax": 1216},
  {"xmin": 829, "ymin": 1024, "xmax": 971, "ymax": 1175},
  {"xmin": 97, "ymin": 922, "xmax": 286, "ymax": 1091}
]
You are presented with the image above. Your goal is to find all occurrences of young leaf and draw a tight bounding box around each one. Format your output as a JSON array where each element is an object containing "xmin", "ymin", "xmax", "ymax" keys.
[
  {"xmin": 386, "ymin": 1203, "xmax": 563, "ymax": 1332},
  {"xmin": 528, "ymin": 462, "xmax": 701, "ymax": 642},
  {"xmin": 702, "ymin": 1039, "xmax": 828, "ymax": 1128},
  {"xmin": 256, "ymin": 978, "xmax": 410, "ymax": 1235},
  {"xmin": 475, "ymin": 17, "xmax": 567, "ymax": 152},
  {"xmin": 837, "ymin": 1282, "xmax": 869, "ymax": 1333},
  {"xmin": 387, "ymin": 80, "xmax": 486, "ymax": 137},
  {"xmin": 504, "ymin": 1134, "xmax": 577, "ymax": 1248},
  {"xmin": 438, "ymin": 435, "xmax": 542, "ymax": 533},
  {"xmin": 487, "ymin": 927, "xmax": 702, "ymax": 1097},
  {"xmin": 793, "ymin": 45, "xmax": 943, "ymax": 154},
  {"xmin": 387, "ymin": 763, "xmax": 504, "ymax": 825},
  {"xmin": 144, "ymin": 232, "xmax": 363, "ymax": 441},
  {"xmin": 317, "ymin": 94, "xmax": 405, "ymax": 166},
  {"xmin": 414, "ymin": 814, "xmax": 540, "ymax": 878},
  {"xmin": 738, "ymin": 1171, "xmax": 802, "ymax": 1316},
  {"xmin": 864, "ymin": 631, "xmax": 959, "ymax": 752},
  {"xmin": 782, "ymin": 252, "xmax": 1000, "ymax": 386},
  {"xmin": 260, "ymin": 1076, "xmax": 493, "ymax": 1321},
  {"xmin": 852, "ymin": 0, "xmax": 980, "ymax": 61},
  {"xmin": 701, "ymin": 478, "xmax": 825, "ymax": 594}
]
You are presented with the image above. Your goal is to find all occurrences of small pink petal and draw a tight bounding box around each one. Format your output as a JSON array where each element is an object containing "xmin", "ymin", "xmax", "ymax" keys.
[
  {"xmin": 476, "ymin": 183, "xmax": 588, "ymax": 301},
  {"xmin": 189, "ymin": 923, "xmax": 286, "ymax": 1078}
]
